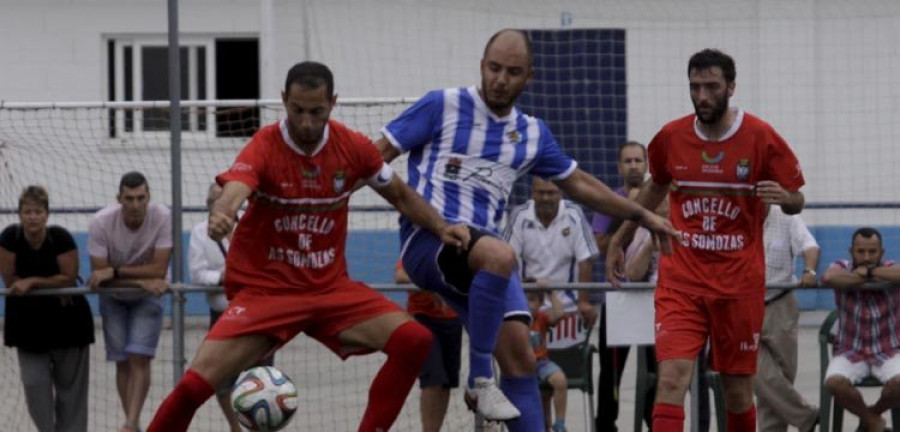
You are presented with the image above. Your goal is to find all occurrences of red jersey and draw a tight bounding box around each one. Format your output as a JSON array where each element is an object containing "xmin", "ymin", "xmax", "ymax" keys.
[
  {"xmin": 649, "ymin": 110, "xmax": 805, "ymax": 298},
  {"xmin": 217, "ymin": 120, "xmax": 384, "ymax": 295}
]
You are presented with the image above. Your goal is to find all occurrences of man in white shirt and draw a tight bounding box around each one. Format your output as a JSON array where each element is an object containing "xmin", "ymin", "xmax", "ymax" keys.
[
  {"xmin": 504, "ymin": 177, "xmax": 599, "ymax": 326},
  {"xmin": 755, "ymin": 205, "xmax": 820, "ymax": 432},
  {"xmin": 188, "ymin": 183, "xmax": 247, "ymax": 432}
]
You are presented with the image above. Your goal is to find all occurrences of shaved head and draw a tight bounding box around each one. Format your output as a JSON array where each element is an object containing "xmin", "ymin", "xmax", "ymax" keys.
[{"xmin": 483, "ymin": 29, "xmax": 533, "ymax": 69}]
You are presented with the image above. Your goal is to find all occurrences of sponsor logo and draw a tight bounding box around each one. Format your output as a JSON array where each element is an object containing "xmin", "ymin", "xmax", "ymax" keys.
[
  {"xmin": 231, "ymin": 162, "xmax": 253, "ymax": 173},
  {"xmin": 739, "ymin": 332, "xmax": 760, "ymax": 352},
  {"xmin": 301, "ymin": 166, "xmax": 320, "ymax": 179},
  {"xmin": 701, "ymin": 151, "xmax": 725, "ymax": 164},
  {"xmin": 736, "ymin": 158, "xmax": 750, "ymax": 181},
  {"xmin": 333, "ymin": 170, "xmax": 346, "ymax": 193},
  {"xmin": 562, "ymin": 227, "xmax": 570, "ymax": 237},
  {"xmin": 227, "ymin": 306, "xmax": 246, "ymax": 317},
  {"xmin": 444, "ymin": 157, "xmax": 463, "ymax": 180}
]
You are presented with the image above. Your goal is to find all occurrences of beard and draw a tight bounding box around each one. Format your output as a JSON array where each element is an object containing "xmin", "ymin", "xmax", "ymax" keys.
[{"xmin": 693, "ymin": 94, "xmax": 729, "ymax": 124}]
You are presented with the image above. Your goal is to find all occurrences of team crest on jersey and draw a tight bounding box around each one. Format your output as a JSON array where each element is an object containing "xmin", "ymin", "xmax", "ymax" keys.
[
  {"xmin": 562, "ymin": 227, "xmax": 570, "ymax": 237},
  {"xmin": 444, "ymin": 157, "xmax": 463, "ymax": 180},
  {"xmin": 736, "ymin": 158, "xmax": 750, "ymax": 181},
  {"xmin": 507, "ymin": 130, "xmax": 520, "ymax": 143},
  {"xmin": 333, "ymin": 170, "xmax": 346, "ymax": 193}
]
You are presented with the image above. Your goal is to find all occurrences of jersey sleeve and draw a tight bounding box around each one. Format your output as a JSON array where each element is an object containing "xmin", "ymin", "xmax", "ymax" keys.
[
  {"xmin": 530, "ymin": 120, "xmax": 577, "ymax": 180},
  {"xmin": 216, "ymin": 133, "xmax": 269, "ymax": 190},
  {"xmin": 382, "ymin": 89, "xmax": 443, "ymax": 153},
  {"xmin": 349, "ymin": 131, "xmax": 394, "ymax": 189},
  {"xmin": 648, "ymin": 127, "xmax": 672, "ymax": 185},
  {"xmin": 764, "ymin": 128, "xmax": 805, "ymax": 191},
  {"xmin": 87, "ymin": 216, "xmax": 109, "ymax": 259},
  {"xmin": 0, "ymin": 224, "xmax": 18, "ymax": 251}
]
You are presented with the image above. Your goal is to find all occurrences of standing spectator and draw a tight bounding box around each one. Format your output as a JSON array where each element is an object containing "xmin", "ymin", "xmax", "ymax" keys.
[
  {"xmin": 0, "ymin": 185, "xmax": 94, "ymax": 432},
  {"xmin": 823, "ymin": 227, "xmax": 900, "ymax": 432},
  {"xmin": 755, "ymin": 205, "xmax": 820, "ymax": 432},
  {"xmin": 607, "ymin": 49, "xmax": 806, "ymax": 432},
  {"xmin": 591, "ymin": 141, "xmax": 647, "ymax": 432},
  {"xmin": 526, "ymin": 289, "xmax": 568, "ymax": 432},
  {"xmin": 395, "ymin": 260, "xmax": 464, "ymax": 432},
  {"xmin": 375, "ymin": 30, "xmax": 673, "ymax": 428},
  {"xmin": 504, "ymin": 177, "xmax": 599, "ymax": 327},
  {"xmin": 188, "ymin": 183, "xmax": 273, "ymax": 432},
  {"xmin": 88, "ymin": 171, "xmax": 172, "ymax": 432}
]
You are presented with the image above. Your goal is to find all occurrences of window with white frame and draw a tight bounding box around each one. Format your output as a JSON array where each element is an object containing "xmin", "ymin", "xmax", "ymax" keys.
[{"xmin": 106, "ymin": 36, "xmax": 259, "ymax": 138}]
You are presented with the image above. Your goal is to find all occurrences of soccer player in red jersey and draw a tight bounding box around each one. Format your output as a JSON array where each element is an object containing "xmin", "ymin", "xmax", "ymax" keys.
[
  {"xmin": 606, "ymin": 49, "xmax": 806, "ymax": 432},
  {"xmin": 147, "ymin": 61, "xmax": 469, "ymax": 432}
]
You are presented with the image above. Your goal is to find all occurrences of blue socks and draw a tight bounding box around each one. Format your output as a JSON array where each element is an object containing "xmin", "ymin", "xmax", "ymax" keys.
[
  {"xmin": 500, "ymin": 375, "xmax": 545, "ymax": 432},
  {"xmin": 467, "ymin": 270, "xmax": 509, "ymax": 387}
]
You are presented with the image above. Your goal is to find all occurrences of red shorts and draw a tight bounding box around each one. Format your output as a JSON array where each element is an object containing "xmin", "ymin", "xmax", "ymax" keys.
[
  {"xmin": 654, "ymin": 285, "xmax": 764, "ymax": 375},
  {"xmin": 207, "ymin": 279, "xmax": 403, "ymax": 359}
]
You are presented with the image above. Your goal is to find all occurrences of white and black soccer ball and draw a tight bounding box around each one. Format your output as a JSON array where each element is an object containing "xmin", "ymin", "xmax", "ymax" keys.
[{"xmin": 231, "ymin": 366, "xmax": 298, "ymax": 431}]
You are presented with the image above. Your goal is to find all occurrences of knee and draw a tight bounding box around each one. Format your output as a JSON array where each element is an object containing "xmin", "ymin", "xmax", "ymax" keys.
[
  {"xmin": 393, "ymin": 321, "xmax": 434, "ymax": 360},
  {"xmin": 470, "ymin": 239, "xmax": 516, "ymax": 276},
  {"xmin": 656, "ymin": 370, "xmax": 690, "ymax": 397},
  {"xmin": 825, "ymin": 375, "xmax": 851, "ymax": 393},
  {"xmin": 551, "ymin": 373, "xmax": 568, "ymax": 391}
]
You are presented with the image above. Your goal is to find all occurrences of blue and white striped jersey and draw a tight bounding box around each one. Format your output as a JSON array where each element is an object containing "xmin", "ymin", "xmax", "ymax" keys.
[{"xmin": 383, "ymin": 86, "xmax": 577, "ymax": 236}]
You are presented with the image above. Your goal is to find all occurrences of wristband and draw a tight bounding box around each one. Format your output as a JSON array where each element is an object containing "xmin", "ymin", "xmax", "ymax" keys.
[{"xmin": 802, "ymin": 269, "xmax": 816, "ymax": 276}]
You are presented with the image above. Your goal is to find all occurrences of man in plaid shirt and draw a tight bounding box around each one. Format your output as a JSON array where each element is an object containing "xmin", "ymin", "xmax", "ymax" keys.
[{"xmin": 823, "ymin": 227, "xmax": 900, "ymax": 432}]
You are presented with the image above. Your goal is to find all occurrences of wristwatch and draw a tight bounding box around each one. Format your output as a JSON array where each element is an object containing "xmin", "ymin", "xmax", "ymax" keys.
[{"xmin": 802, "ymin": 268, "xmax": 816, "ymax": 276}]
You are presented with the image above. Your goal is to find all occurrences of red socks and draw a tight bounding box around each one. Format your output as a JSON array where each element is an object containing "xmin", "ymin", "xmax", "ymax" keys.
[
  {"xmin": 358, "ymin": 320, "xmax": 433, "ymax": 432},
  {"xmin": 727, "ymin": 404, "xmax": 756, "ymax": 432},
  {"xmin": 652, "ymin": 403, "xmax": 685, "ymax": 432},
  {"xmin": 147, "ymin": 369, "xmax": 215, "ymax": 432}
]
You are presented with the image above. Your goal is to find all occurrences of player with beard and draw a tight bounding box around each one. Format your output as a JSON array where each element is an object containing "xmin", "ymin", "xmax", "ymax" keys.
[
  {"xmin": 606, "ymin": 49, "xmax": 806, "ymax": 432},
  {"xmin": 375, "ymin": 30, "xmax": 677, "ymax": 430}
]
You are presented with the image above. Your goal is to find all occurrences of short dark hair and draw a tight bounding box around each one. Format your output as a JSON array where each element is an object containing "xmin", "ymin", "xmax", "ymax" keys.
[
  {"xmin": 618, "ymin": 140, "xmax": 647, "ymax": 161},
  {"xmin": 688, "ymin": 49, "xmax": 736, "ymax": 83},
  {"xmin": 852, "ymin": 227, "xmax": 883, "ymax": 248},
  {"xmin": 284, "ymin": 61, "xmax": 334, "ymax": 97},
  {"xmin": 483, "ymin": 29, "xmax": 534, "ymax": 69},
  {"xmin": 119, "ymin": 171, "xmax": 149, "ymax": 193},
  {"xmin": 18, "ymin": 185, "xmax": 49, "ymax": 212}
]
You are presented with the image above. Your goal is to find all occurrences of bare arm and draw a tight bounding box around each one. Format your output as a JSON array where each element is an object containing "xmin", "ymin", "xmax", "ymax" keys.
[
  {"xmin": 799, "ymin": 247, "xmax": 821, "ymax": 287},
  {"xmin": 0, "ymin": 247, "xmax": 16, "ymax": 287},
  {"xmin": 546, "ymin": 292, "xmax": 566, "ymax": 327},
  {"xmin": 372, "ymin": 174, "xmax": 469, "ymax": 248},
  {"xmin": 756, "ymin": 180, "xmax": 805, "ymax": 215},
  {"xmin": 595, "ymin": 233, "xmax": 611, "ymax": 255},
  {"xmin": 555, "ymin": 169, "xmax": 649, "ymax": 223},
  {"xmin": 375, "ymin": 137, "xmax": 402, "ymax": 164},
  {"xmin": 871, "ymin": 265, "xmax": 900, "ymax": 283},
  {"xmin": 209, "ymin": 181, "xmax": 253, "ymax": 241},
  {"xmin": 394, "ymin": 264, "xmax": 412, "ymax": 284},
  {"xmin": 4, "ymin": 248, "xmax": 78, "ymax": 295},
  {"xmin": 575, "ymin": 259, "xmax": 598, "ymax": 326},
  {"xmin": 626, "ymin": 239, "xmax": 656, "ymax": 282},
  {"xmin": 605, "ymin": 181, "xmax": 671, "ymax": 286},
  {"xmin": 822, "ymin": 265, "xmax": 866, "ymax": 290}
]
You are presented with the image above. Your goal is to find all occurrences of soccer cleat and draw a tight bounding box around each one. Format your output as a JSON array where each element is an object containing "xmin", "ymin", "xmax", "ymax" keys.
[{"xmin": 464, "ymin": 377, "xmax": 521, "ymax": 421}]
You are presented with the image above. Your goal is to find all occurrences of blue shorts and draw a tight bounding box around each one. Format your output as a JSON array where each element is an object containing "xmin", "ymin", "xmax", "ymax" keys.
[
  {"xmin": 536, "ymin": 358, "xmax": 563, "ymax": 383},
  {"xmin": 400, "ymin": 227, "xmax": 530, "ymax": 326},
  {"xmin": 415, "ymin": 314, "xmax": 464, "ymax": 389},
  {"xmin": 99, "ymin": 294, "xmax": 163, "ymax": 362}
]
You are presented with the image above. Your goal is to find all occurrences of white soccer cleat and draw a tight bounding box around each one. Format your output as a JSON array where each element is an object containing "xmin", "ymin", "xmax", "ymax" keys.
[{"xmin": 464, "ymin": 377, "xmax": 521, "ymax": 421}]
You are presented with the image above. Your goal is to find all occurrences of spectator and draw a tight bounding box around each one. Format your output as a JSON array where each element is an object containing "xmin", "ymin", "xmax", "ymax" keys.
[
  {"xmin": 526, "ymin": 289, "xmax": 568, "ymax": 432},
  {"xmin": 0, "ymin": 185, "xmax": 94, "ymax": 432},
  {"xmin": 188, "ymin": 183, "xmax": 273, "ymax": 432},
  {"xmin": 504, "ymin": 177, "xmax": 599, "ymax": 326},
  {"xmin": 823, "ymin": 227, "xmax": 900, "ymax": 432},
  {"xmin": 755, "ymin": 205, "xmax": 820, "ymax": 432},
  {"xmin": 395, "ymin": 260, "xmax": 464, "ymax": 432},
  {"xmin": 591, "ymin": 141, "xmax": 647, "ymax": 432},
  {"xmin": 87, "ymin": 171, "xmax": 172, "ymax": 432}
]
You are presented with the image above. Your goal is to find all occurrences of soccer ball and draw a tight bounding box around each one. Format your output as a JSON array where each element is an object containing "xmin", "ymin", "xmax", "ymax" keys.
[{"xmin": 231, "ymin": 366, "xmax": 299, "ymax": 431}]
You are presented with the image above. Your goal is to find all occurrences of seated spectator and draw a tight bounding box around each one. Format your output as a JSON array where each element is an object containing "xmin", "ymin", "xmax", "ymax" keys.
[
  {"xmin": 189, "ymin": 183, "xmax": 273, "ymax": 432},
  {"xmin": 527, "ymin": 288, "xmax": 568, "ymax": 432},
  {"xmin": 87, "ymin": 171, "xmax": 172, "ymax": 432},
  {"xmin": 823, "ymin": 227, "xmax": 900, "ymax": 432},
  {"xmin": 0, "ymin": 185, "xmax": 94, "ymax": 432}
]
